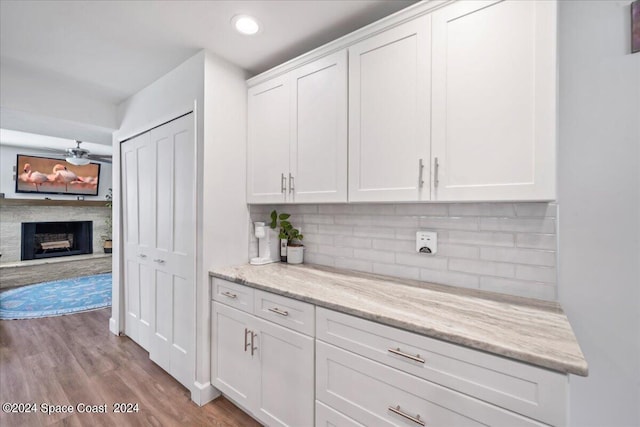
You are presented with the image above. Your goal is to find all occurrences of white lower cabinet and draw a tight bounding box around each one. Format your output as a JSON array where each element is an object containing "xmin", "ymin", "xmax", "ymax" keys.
[
  {"xmin": 317, "ymin": 341, "xmax": 547, "ymax": 427},
  {"xmin": 212, "ymin": 290, "xmax": 314, "ymax": 427},
  {"xmin": 211, "ymin": 280, "xmax": 569, "ymax": 426},
  {"xmin": 316, "ymin": 307, "xmax": 568, "ymax": 427},
  {"xmin": 316, "ymin": 401, "xmax": 365, "ymax": 427}
]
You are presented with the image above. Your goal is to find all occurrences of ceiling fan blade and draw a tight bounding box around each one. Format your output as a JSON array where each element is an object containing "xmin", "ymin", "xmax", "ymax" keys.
[{"xmin": 88, "ymin": 154, "xmax": 112, "ymax": 164}]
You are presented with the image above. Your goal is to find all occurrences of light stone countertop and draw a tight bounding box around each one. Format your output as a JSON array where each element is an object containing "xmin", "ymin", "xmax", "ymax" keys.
[{"xmin": 210, "ymin": 263, "xmax": 588, "ymax": 376}]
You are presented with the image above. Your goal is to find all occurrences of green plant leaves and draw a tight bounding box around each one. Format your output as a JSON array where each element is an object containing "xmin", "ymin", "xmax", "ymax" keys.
[{"xmin": 268, "ymin": 210, "xmax": 303, "ymax": 244}]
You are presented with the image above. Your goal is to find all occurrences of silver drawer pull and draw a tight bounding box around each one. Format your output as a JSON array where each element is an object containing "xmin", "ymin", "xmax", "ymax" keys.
[
  {"xmin": 268, "ymin": 307, "xmax": 289, "ymax": 316},
  {"xmin": 389, "ymin": 405, "xmax": 425, "ymax": 426},
  {"xmin": 153, "ymin": 258, "xmax": 165, "ymax": 264},
  {"xmin": 388, "ymin": 348, "xmax": 425, "ymax": 364},
  {"xmin": 138, "ymin": 254, "xmax": 147, "ymax": 259},
  {"xmin": 222, "ymin": 291, "xmax": 237, "ymax": 299}
]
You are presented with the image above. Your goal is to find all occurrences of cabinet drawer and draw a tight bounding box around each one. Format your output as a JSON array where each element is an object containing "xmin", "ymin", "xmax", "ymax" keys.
[
  {"xmin": 254, "ymin": 289, "xmax": 315, "ymax": 336},
  {"xmin": 316, "ymin": 401, "xmax": 365, "ymax": 427},
  {"xmin": 317, "ymin": 308, "xmax": 566, "ymax": 426},
  {"xmin": 317, "ymin": 341, "xmax": 544, "ymax": 427},
  {"xmin": 212, "ymin": 278, "xmax": 254, "ymax": 313}
]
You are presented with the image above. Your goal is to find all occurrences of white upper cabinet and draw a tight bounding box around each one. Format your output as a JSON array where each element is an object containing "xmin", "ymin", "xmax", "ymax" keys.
[
  {"xmin": 247, "ymin": 75, "xmax": 290, "ymax": 203},
  {"xmin": 247, "ymin": 51, "xmax": 348, "ymax": 204},
  {"xmin": 431, "ymin": 0, "xmax": 557, "ymax": 201},
  {"xmin": 246, "ymin": 0, "xmax": 558, "ymax": 204},
  {"xmin": 348, "ymin": 15, "xmax": 431, "ymax": 202},
  {"xmin": 290, "ymin": 50, "xmax": 348, "ymax": 203}
]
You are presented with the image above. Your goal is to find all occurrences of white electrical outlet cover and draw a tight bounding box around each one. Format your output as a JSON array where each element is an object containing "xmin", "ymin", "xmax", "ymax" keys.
[{"xmin": 416, "ymin": 231, "xmax": 437, "ymax": 254}]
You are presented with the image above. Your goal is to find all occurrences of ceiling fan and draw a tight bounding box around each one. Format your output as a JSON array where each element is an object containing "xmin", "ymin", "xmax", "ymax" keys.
[
  {"xmin": 65, "ymin": 140, "xmax": 112, "ymax": 165},
  {"xmin": 31, "ymin": 140, "xmax": 112, "ymax": 165}
]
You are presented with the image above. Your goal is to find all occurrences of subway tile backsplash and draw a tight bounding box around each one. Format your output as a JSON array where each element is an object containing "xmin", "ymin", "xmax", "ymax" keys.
[{"xmin": 248, "ymin": 203, "xmax": 558, "ymax": 301}]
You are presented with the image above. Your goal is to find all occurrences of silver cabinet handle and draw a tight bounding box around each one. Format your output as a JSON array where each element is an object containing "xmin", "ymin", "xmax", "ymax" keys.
[
  {"xmin": 244, "ymin": 328, "xmax": 251, "ymax": 352},
  {"xmin": 138, "ymin": 254, "xmax": 147, "ymax": 259},
  {"xmin": 388, "ymin": 348, "xmax": 425, "ymax": 364},
  {"xmin": 433, "ymin": 157, "xmax": 439, "ymax": 188},
  {"xmin": 250, "ymin": 331, "xmax": 257, "ymax": 356},
  {"xmin": 281, "ymin": 173, "xmax": 286, "ymax": 193},
  {"xmin": 288, "ymin": 173, "xmax": 295, "ymax": 194},
  {"xmin": 222, "ymin": 291, "xmax": 237, "ymax": 299},
  {"xmin": 153, "ymin": 258, "xmax": 165, "ymax": 264},
  {"xmin": 268, "ymin": 307, "xmax": 289, "ymax": 317},
  {"xmin": 418, "ymin": 158, "xmax": 425, "ymax": 188},
  {"xmin": 389, "ymin": 405, "xmax": 425, "ymax": 426}
]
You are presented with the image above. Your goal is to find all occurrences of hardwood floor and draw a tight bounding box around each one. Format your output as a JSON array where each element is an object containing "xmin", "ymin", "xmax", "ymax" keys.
[{"xmin": 0, "ymin": 308, "xmax": 261, "ymax": 427}]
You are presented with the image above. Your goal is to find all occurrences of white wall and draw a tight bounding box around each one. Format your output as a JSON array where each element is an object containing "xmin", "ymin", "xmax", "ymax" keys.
[
  {"xmin": 0, "ymin": 144, "xmax": 113, "ymax": 200},
  {"xmin": 201, "ymin": 50, "xmax": 249, "ymax": 396},
  {"xmin": 113, "ymin": 49, "xmax": 248, "ymax": 405},
  {"xmin": 0, "ymin": 61, "xmax": 117, "ymax": 144},
  {"xmin": 558, "ymin": 1, "xmax": 640, "ymax": 425}
]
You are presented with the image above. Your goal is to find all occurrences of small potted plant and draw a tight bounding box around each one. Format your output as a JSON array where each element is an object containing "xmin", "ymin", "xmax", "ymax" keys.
[
  {"xmin": 270, "ymin": 210, "xmax": 304, "ymax": 264},
  {"xmin": 102, "ymin": 188, "xmax": 113, "ymax": 253}
]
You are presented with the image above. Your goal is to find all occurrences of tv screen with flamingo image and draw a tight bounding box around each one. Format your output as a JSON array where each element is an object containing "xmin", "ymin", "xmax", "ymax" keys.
[{"xmin": 16, "ymin": 155, "xmax": 101, "ymax": 196}]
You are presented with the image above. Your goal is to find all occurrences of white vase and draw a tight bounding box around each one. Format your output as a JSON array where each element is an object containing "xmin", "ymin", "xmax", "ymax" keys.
[{"xmin": 287, "ymin": 246, "xmax": 304, "ymax": 264}]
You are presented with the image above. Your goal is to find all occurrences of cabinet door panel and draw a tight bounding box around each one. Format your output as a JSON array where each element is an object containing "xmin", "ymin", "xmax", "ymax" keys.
[
  {"xmin": 212, "ymin": 302, "xmax": 256, "ymax": 410},
  {"xmin": 432, "ymin": 0, "xmax": 556, "ymax": 200},
  {"xmin": 349, "ymin": 15, "xmax": 431, "ymax": 202},
  {"xmin": 291, "ymin": 50, "xmax": 348, "ymax": 203},
  {"xmin": 254, "ymin": 316, "xmax": 314, "ymax": 427},
  {"xmin": 247, "ymin": 76, "xmax": 290, "ymax": 203}
]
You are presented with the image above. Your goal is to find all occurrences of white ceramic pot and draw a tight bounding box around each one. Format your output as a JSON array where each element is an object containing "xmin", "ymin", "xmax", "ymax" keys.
[{"xmin": 287, "ymin": 246, "xmax": 304, "ymax": 264}]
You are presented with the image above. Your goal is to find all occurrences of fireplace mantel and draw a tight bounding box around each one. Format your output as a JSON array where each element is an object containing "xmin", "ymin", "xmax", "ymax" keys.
[{"xmin": 0, "ymin": 198, "xmax": 108, "ymax": 208}]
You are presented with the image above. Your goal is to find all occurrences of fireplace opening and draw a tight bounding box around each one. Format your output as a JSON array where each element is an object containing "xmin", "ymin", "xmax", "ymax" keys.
[{"xmin": 21, "ymin": 221, "xmax": 93, "ymax": 261}]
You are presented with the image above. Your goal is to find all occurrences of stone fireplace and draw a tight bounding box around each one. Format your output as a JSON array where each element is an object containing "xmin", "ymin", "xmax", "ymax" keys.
[
  {"xmin": 21, "ymin": 220, "xmax": 93, "ymax": 261},
  {"xmin": 0, "ymin": 200, "xmax": 110, "ymax": 263}
]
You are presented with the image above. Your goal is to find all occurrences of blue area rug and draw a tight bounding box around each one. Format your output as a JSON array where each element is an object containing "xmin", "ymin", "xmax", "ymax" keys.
[{"xmin": 0, "ymin": 273, "xmax": 112, "ymax": 320}]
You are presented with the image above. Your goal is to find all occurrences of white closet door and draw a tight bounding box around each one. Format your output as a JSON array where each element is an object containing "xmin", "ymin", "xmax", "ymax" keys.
[
  {"xmin": 148, "ymin": 113, "xmax": 196, "ymax": 390},
  {"xmin": 290, "ymin": 50, "xmax": 348, "ymax": 203},
  {"xmin": 431, "ymin": 0, "xmax": 557, "ymax": 201},
  {"xmin": 122, "ymin": 132, "xmax": 154, "ymax": 351},
  {"xmin": 348, "ymin": 15, "xmax": 431, "ymax": 202}
]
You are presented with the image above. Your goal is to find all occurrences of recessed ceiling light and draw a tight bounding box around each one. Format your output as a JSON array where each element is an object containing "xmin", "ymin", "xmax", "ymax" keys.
[{"xmin": 232, "ymin": 15, "xmax": 260, "ymax": 35}]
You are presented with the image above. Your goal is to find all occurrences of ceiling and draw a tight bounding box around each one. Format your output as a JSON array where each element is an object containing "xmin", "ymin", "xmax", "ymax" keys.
[
  {"xmin": 0, "ymin": 0, "xmax": 417, "ymax": 106},
  {"xmin": 0, "ymin": 128, "xmax": 113, "ymax": 156}
]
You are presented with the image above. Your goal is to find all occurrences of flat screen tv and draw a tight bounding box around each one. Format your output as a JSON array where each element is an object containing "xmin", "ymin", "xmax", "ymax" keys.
[{"xmin": 16, "ymin": 154, "xmax": 101, "ymax": 196}]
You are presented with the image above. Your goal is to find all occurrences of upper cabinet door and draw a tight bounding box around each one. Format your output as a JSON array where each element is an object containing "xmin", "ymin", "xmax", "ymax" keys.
[
  {"xmin": 247, "ymin": 75, "xmax": 290, "ymax": 204},
  {"xmin": 348, "ymin": 15, "xmax": 431, "ymax": 202},
  {"xmin": 431, "ymin": 0, "xmax": 557, "ymax": 201},
  {"xmin": 290, "ymin": 50, "xmax": 348, "ymax": 203}
]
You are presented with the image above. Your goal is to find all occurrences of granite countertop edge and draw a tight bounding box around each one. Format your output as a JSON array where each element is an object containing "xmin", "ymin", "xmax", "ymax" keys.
[{"xmin": 209, "ymin": 265, "xmax": 588, "ymax": 377}]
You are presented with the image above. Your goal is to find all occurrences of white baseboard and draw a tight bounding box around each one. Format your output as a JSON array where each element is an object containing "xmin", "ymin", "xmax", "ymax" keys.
[
  {"xmin": 191, "ymin": 381, "xmax": 220, "ymax": 406},
  {"xmin": 109, "ymin": 317, "xmax": 119, "ymax": 336}
]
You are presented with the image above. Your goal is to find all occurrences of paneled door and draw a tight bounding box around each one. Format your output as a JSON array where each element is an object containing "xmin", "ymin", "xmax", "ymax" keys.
[
  {"xmin": 289, "ymin": 50, "xmax": 348, "ymax": 203},
  {"xmin": 211, "ymin": 302, "xmax": 257, "ymax": 410},
  {"xmin": 147, "ymin": 114, "xmax": 196, "ymax": 390},
  {"xmin": 348, "ymin": 15, "xmax": 431, "ymax": 202},
  {"xmin": 247, "ymin": 75, "xmax": 290, "ymax": 203},
  {"xmin": 122, "ymin": 113, "xmax": 195, "ymax": 390},
  {"xmin": 431, "ymin": 0, "xmax": 557, "ymax": 200},
  {"xmin": 122, "ymin": 131, "xmax": 154, "ymax": 351}
]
